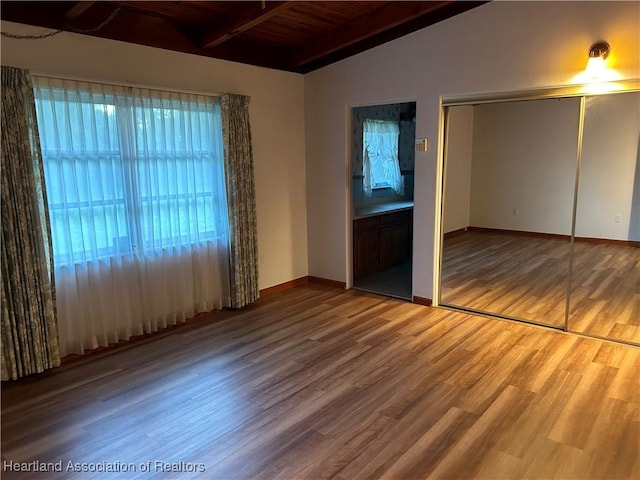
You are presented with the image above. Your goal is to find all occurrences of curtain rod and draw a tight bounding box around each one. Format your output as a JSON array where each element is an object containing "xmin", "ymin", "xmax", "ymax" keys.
[{"xmin": 29, "ymin": 70, "xmax": 224, "ymax": 99}]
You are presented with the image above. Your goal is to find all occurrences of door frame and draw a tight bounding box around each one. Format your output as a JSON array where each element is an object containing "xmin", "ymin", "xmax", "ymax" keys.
[{"xmin": 346, "ymin": 97, "xmax": 418, "ymax": 295}]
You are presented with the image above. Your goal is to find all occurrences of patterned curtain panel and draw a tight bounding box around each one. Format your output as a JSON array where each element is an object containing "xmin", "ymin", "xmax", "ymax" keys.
[
  {"xmin": 221, "ymin": 94, "xmax": 259, "ymax": 308},
  {"xmin": 1, "ymin": 66, "xmax": 60, "ymax": 380}
]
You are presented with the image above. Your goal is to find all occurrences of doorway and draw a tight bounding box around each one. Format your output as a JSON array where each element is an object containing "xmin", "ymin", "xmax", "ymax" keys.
[{"xmin": 351, "ymin": 101, "xmax": 416, "ymax": 300}]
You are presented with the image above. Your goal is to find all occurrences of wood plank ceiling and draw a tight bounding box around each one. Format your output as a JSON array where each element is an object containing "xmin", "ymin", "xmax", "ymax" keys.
[{"xmin": 1, "ymin": 1, "xmax": 485, "ymax": 73}]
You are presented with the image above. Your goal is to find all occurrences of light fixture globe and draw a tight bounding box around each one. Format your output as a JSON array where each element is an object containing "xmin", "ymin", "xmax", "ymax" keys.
[
  {"xmin": 589, "ymin": 41, "xmax": 610, "ymax": 60},
  {"xmin": 586, "ymin": 41, "xmax": 610, "ymax": 79}
]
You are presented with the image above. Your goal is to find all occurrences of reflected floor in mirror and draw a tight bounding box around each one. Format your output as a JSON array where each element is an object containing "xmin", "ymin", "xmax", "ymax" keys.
[
  {"xmin": 440, "ymin": 229, "xmax": 570, "ymax": 328},
  {"xmin": 441, "ymin": 229, "xmax": 640, "ymax": 344},
  {"xmin": 569, "ymin": 240, "xmax": 640, "ymax": 344}
]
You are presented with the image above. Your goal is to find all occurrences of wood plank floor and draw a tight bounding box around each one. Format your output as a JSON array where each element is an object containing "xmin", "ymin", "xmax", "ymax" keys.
[
  {"xmin": 441, "ymin": 230, "xmax": 640, "ymax": 344},
  {"xmin": 2, "ymin": 284, "xmax": 639, "ymax": 479}
]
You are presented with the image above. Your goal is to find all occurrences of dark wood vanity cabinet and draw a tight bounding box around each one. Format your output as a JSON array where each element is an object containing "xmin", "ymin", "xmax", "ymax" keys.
[
  {"xmin": 353, "ymin": 222, "xmax": 379, "ymax": 278},
  {"xmin": 353, "ymin": 209, "xmax": 412, "ymax": 279}
]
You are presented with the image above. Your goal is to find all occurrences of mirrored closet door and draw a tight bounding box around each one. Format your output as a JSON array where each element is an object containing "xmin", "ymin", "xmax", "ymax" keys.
[
  {"xmin": 568, "ymin": 91, "xmax": 640, "ymax": 344},
  {"xmin": 440, "ymin": 97, "xmax": 581, "ymax": 328},
  {"xmin": 439, "ymin": 88, "xmax": 639, "ymax": 345}
]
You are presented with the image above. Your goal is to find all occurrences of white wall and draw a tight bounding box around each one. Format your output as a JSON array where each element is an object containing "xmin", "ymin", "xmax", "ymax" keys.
[
  {"xmin": 469, "ymin": 98, "xmax": 580, "ymax": 235},
  {"xmin": 305, "ymin": 1, "xmax": 640, "ymax": 298},
  {"xmin": 1, "ymin": 20, "xmax": 308, "ymax": 290},
  {"xmin": 443, "ymin": 106, "xmax": 473, "ymax": 233}
]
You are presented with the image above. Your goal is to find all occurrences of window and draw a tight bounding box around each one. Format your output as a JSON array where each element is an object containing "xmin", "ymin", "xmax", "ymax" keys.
[
  {"xmin": 33, "ymin": 78, "xmax": 228, "ymax": 267},
  {"xmin": 363, "ymin": 119, "xmax": 404, "ymax": 196}
]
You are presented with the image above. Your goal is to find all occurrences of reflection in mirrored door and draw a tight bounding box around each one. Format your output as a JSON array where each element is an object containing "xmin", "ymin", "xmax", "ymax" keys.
[
  {"xmin": 568, "ymin": 91, "xmax": 640, "ymax": 344},
  {"xmin": 440, "ymin": 98, "xmax": 581, "ymax": 328}
]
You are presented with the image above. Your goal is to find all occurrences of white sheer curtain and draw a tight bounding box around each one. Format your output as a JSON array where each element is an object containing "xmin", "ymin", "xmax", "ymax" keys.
[
  {"xmin": 363, "ymin": 119, "xmax": 403, "ymax": 196},
  {"xmin": 33, "ymin": 77, "xmax": 230, "ymax": 356}
]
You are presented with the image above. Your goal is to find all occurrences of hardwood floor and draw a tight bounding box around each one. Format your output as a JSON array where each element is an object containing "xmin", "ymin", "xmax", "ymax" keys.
[
  {"xmin": 2, "ymin": 284, "xmax": 639, "ymax": 479},
  {"xmin": 441, "ymin": 230, "xmax": 640, "ymax": 344}
]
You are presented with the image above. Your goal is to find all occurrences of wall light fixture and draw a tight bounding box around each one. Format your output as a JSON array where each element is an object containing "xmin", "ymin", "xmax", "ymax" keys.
[{"xmin": 586, "ymin": 41, "xmax": 610, "ymax": 78}]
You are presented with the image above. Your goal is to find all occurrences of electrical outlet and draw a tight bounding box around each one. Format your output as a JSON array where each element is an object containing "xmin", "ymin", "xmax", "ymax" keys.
[
  {"xmin": 615, "ymin": 214, "xmax": 621, "ymax": 223},
  {"xmin": 512, "ymin": 208, "xmax": 519, "ymax": 216}
]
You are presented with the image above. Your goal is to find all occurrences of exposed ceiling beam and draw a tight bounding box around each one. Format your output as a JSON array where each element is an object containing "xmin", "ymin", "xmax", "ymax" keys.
[
  {"xmin": 203, "ymin": 38, "xmax": 295, "ymax": 71},
  {"xmin": 292, "ymin": 1, "xmax": 451, "ymax": 68},
  {"xmin": 64, "ymin": 4, "xmax": 201, "ymax": 53},
  {"xmin": 0, "ymin": 0, "xmax": 485, "ymax": 74},
  {"xmin": 105, "ymin": 10, "xmax": 200, "ymax": 51},
  {"xmin": 64, "ymin": 2, "xmax": 96, "ymax": 21},
  {"xmin": 199, "ymin": 1, "xmax": 292, "ymax": 49}
]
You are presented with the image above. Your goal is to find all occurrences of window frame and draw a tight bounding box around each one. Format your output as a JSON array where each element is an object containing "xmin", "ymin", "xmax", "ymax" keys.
[
  {"xmin": 363, "ymin": 118, "xmax": 401, "ymax": 192},
  {"xmin": 33, "ymin": 78, "xmax": 227, "ymax": 266}
]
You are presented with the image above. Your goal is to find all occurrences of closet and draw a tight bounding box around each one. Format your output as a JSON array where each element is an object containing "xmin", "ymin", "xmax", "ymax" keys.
[{"xmin": 438, "ymin": 88, "xmax": 639, "ymax": 345}]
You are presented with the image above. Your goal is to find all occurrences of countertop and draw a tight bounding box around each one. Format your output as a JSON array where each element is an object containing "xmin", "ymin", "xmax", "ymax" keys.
[{"xmin": 354, "ymin": 201, "xmax": 414, "ymax": 219}]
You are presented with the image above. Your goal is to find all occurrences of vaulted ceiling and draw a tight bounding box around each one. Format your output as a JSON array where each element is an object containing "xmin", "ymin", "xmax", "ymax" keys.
[{"xmin": 1, "ymin": 1, "xmax": 485, "ymax": 73}]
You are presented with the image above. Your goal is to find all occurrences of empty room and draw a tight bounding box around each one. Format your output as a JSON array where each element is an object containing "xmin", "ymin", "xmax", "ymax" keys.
[{"xmin": 1, "ymin": 1, "xmax": 639, "ymax": 479}]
